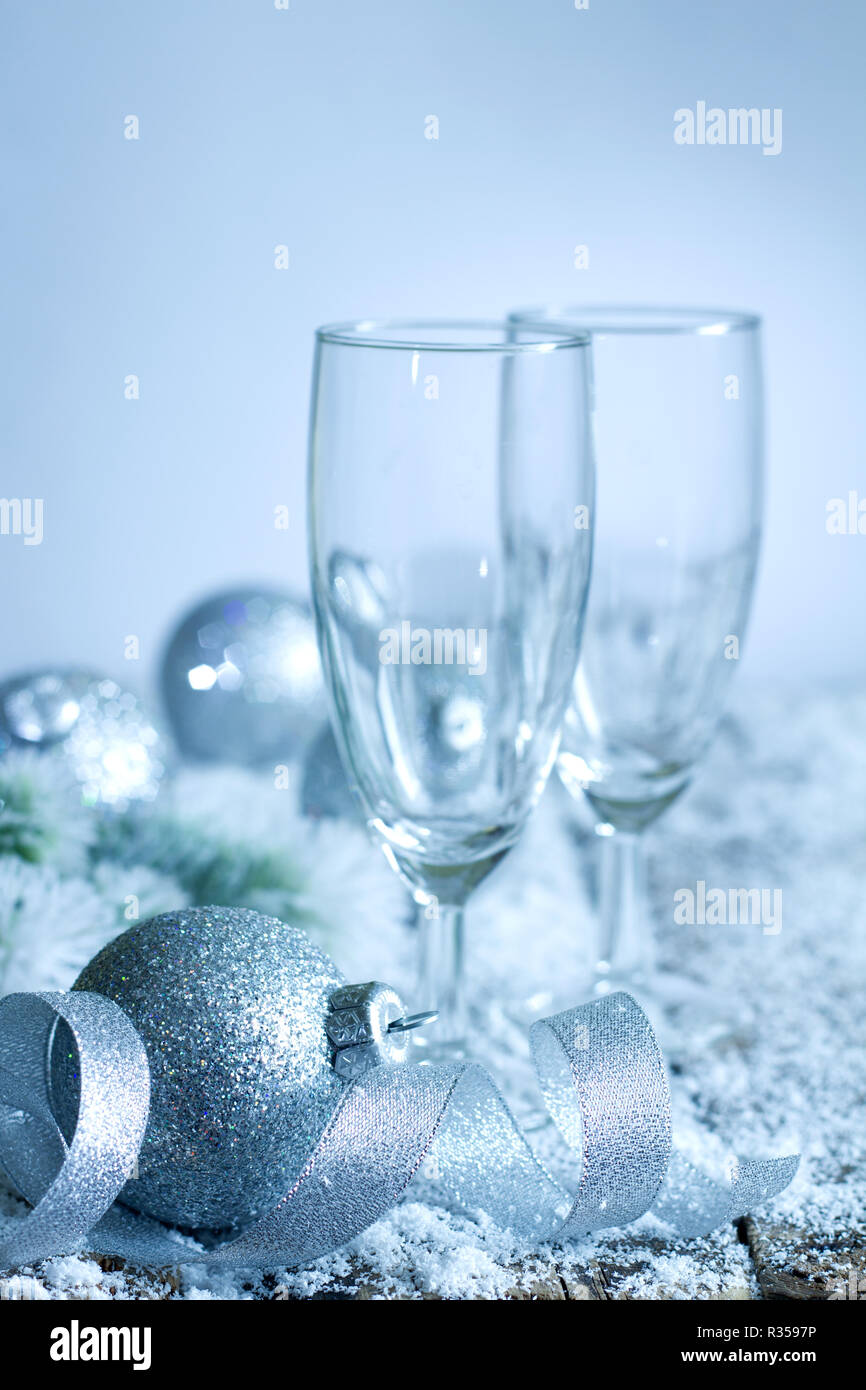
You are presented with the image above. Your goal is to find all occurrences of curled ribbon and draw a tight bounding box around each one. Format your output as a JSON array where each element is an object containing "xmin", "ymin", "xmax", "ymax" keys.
[{"xmin": 0, "ymin": 990, "xmax": 798, "ymax": 1270}]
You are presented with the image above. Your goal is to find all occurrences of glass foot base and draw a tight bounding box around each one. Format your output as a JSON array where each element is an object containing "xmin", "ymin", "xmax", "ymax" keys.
[
  {"xmin": 508, "ymin": 969, "xmax": 756, "ymax": 1064},
  {"xmin": 596, "ymin": 970, "xmax": 757, "ymax": 1060}
]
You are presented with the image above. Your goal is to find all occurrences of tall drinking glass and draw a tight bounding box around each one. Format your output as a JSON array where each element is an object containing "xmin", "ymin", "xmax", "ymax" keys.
[
  {"xmin": 308, "ymin": 320, "xmax": 594, "ymax": 1055},
  {"xmin": 509, "ymin": 307, "xmax": 763, "ymax": 1000}
]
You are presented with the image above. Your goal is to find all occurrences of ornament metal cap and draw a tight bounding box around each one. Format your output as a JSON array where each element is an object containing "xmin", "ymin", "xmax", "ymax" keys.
[{"xmin": 327, "ymin": 982, "xmax": 438, "ymax": 1080}]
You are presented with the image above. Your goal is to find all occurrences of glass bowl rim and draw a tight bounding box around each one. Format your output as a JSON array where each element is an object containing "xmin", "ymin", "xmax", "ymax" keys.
[
  {"xmin": 314, "ymin": 318, "xmax": 591, "ymax": 352},
  {"xmin": 507, "ymin": 305, "xmax": 761, "ymax": 336}
]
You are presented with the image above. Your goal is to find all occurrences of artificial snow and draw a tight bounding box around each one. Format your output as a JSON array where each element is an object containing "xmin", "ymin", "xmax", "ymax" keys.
[{"xmin": 0, "ymin": 684, "xmax": 863, "ymax": 1299}]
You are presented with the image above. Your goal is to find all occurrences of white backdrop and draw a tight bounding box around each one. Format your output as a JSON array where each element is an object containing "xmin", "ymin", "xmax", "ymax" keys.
[{"xmin": 2, "ymin": 0, "xmax": 864, "ymax": 697}]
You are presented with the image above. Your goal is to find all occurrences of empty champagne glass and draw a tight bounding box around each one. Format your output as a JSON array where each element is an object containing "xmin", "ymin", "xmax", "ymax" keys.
[
  {"xmin": 308, "ymin": 320, "xmax": 594, "ymax": 1055},
  {"xmin": 509, "ymin": 307, "xmax": 763, "ymax": 1002}
]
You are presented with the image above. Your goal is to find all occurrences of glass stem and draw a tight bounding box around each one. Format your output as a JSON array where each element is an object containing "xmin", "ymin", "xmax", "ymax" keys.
[
  {"xmin": 416, "ymin": 902, "xmax": 466, "ymax": 1048},
  {"xmin": 595, "ymin": 830, "xmax": 654, "ymax": 990}
]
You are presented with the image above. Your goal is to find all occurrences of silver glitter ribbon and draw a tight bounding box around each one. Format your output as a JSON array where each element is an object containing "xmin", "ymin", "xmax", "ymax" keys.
[{"xmin": 0, "ymin": 990, "xmax": 798, "ymax": 1270}]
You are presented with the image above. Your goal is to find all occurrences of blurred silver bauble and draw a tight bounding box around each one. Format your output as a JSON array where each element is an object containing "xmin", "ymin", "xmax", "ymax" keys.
[
  {"xmin": 0, "ymin": 669, "xmax": 169, "ymax": 810},
  {"xmin": 301, "ymin": 722, "xmax": 360, "ymax": 821},
  {"xmin": 414, "ymin": 667, "xmax": 487, "ymax": 795},
  {"xmin": 161, "ymin": 589, "xmax": 326, "ymax": 767},
  {"xmin": 57, "ymin": 906, "xmax": 346, "ymax": 1231}
]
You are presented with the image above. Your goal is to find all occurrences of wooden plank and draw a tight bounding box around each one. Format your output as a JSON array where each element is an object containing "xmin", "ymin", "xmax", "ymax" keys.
[{"xmin": 743, "ymin": 1217, "xmax": 866, "ymax": 1302}]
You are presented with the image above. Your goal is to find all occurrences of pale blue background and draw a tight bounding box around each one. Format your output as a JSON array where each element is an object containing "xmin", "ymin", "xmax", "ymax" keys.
[{"xmin": 2, "ymin": 0, "xmax": 864, "ymax": 694}]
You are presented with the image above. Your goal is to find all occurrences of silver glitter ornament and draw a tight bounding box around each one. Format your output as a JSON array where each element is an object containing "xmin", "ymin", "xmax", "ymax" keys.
[
  {"xmin": 160, "ymin": 589, "xmax": 325, "ymax": 767},
  {"xmin": 61, "ymin": 906, "xmax": 346, "ymax": 1231},
  {"xmin": 0, "ymin": 669, "xmax": 169, "ymax": 810}
]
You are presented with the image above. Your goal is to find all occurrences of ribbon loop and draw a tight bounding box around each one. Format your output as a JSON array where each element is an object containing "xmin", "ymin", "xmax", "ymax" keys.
[
  {"xmin": 0, "ymin": 991, "xmax": 150, "ymax": 1269},
  {"xmin": 532, "ymin": 993, "xmax": 673, "ymax": 1232}
]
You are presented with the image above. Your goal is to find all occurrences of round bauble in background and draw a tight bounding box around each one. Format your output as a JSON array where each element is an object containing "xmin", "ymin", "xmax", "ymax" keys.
[
  {"xmin": 54, "ymin": 906, "xmax": 346, "ymax": 1231},
  {"xmin": 0, "ymin": 669, "xmax": 169, "ymax": 811},
  {"xmin": 161, "ymin": 589, "xmax": 325, "ymax": 767}
]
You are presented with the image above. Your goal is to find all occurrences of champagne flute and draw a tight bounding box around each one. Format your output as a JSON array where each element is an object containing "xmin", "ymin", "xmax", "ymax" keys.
[
  {"xmin": 509, "ymin": 307, "xmax": 763, "ymax": 1002},
  {"xmin": 308, "ymin": 320, "xmax": 594, "ymax": 1055}
]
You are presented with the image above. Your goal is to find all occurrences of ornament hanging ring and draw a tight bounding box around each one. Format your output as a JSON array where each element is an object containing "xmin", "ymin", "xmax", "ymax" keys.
[
  {"xmin": 388, "ymin": 1011, "xmax": 439, "ymax": 1033},
  {"xmin": 327, "ymin": 983, "xmax": 438, "ymax": 1079}
]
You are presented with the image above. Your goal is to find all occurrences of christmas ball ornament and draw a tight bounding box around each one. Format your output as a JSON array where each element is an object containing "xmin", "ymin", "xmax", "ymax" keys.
[
  {"xmin": 0, "ymin": 669, "xmax": 169, "ymax": 810},
  {"xmin": 160, "ymin": 589, "xmax": 325, "ymax": 767},
  {"xmin": 58, "ymin": 907, "xmax": 347, "ymax": 1231}
]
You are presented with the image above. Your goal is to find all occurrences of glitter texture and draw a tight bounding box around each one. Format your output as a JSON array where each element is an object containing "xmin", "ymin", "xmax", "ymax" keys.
[
  {"xmin": 0, "ymin": 989, "xmax": 149, "ymax": 1268},
  {"xmin": 68, "ymin": 907, "xmax": 345, "ymax": 1230}
]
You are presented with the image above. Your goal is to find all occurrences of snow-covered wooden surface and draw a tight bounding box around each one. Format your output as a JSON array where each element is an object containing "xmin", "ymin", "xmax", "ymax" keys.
[{"xmin": 1, "ymin": 686, "xmax": 864, "ymax": 1300}]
